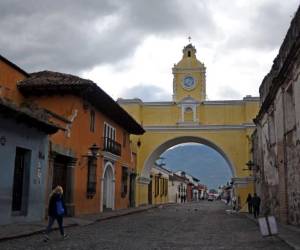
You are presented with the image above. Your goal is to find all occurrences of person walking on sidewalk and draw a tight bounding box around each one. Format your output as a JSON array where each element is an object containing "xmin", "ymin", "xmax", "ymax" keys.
[
  {"xmin": 246, "ymin": 193, "xmax": 253, "ymax": 214},
  {"xmin": 252, "ymin": 193, "xmax": 261, "ymax": 218},
  {"xmin": 44, "ymin": 185, "xmax": 68, "ymax": 242}
]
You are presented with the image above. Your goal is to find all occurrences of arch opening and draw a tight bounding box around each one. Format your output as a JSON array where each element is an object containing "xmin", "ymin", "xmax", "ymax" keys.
[{"xmin": 142, "ymin": 136, "xmax": 236, "ymax": 184}]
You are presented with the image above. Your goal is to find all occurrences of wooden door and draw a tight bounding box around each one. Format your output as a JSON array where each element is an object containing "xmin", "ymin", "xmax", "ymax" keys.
[
  {"xmin": 148, "ymin": 179, "xmax": 152, "ymax": 205},
  {"xmin": 12, "ymin": 147, "xmax": 30, "ymax": 214},
  {"xmin": 52, "ymin": 159, "xmax": 67, "ymax": 193}
]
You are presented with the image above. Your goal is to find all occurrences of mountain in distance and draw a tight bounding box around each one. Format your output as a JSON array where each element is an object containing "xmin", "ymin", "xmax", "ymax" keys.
[{"xmin": 160, "ymin": 143, "xmax": 232, "ymax": 189}]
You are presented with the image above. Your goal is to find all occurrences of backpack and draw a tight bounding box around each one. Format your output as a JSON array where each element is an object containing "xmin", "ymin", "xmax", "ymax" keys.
[{"xmin": 56, "ymin": 200, "xmax": 65, "ymax": 216}]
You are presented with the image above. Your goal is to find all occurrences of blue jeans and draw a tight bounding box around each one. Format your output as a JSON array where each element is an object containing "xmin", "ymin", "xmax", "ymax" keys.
[{"xmin": 46, "ymin": 215, "xmax": 64, "ymax": 235}]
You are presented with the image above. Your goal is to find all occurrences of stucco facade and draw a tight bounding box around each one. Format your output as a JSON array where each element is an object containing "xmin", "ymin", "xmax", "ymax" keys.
[
  {"xmin": 149, "ymin": 165, "xmax": 170, "ymax": 205},
  {"xmin": 0, "ymin": 115, "xmax": 53, "ymax": 225},
  {"xmin": 168, "ymin": 173, "xmax": 188, "ymax": 203},
  {"xmin": 252, "ymin": 7, "xmax": 300, "ymax": 226}
]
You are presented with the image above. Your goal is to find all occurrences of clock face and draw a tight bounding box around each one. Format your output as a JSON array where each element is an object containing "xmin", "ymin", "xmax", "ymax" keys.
[{"xmin": 183, "ymin": 76, "xmax": 195, "ymax": 89}]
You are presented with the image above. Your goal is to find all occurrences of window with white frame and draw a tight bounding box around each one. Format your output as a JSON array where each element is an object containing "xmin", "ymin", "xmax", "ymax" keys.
[{"xmin": 104, "ymin": 122, "xmax": 116, "ymax": 150}]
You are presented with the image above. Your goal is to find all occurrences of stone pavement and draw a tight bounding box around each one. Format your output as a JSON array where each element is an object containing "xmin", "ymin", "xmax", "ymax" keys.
[
  {"xmin": 1, "ymin": 203, "xmax": 300, "ymax": 250},
  {"xmin": 0, "ymin": 205, "xmax": 155, "ymax": 241},
  {"xmin": 242, "ymin": 212, "xmax": 300, "ymax": 250}
]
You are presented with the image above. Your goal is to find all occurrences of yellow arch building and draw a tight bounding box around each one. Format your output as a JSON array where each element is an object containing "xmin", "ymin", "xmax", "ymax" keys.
[{"xmin": 118, "ymin": 43, "xmax": 259, "ymax": 208}]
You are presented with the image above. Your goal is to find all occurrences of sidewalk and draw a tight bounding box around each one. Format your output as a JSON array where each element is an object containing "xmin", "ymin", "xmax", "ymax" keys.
[
  {"xmin": 242, "ymin": 213, "xmax": 300, "ymax": 250},
  {"xmin": 0, "ymin": 205, "xmax": 158, "ymax": 242}
]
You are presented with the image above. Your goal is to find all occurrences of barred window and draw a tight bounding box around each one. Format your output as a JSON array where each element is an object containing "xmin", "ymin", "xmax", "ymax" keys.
[
  {"xmin": 87, "ymin": 158, "xmax": 97, "ymax": 197},
  {"xmin": 90, "ymin": 110, "xmax": 95, "ymax": 132},
  {"xmin": 121, "ymin": 167, "xmax": 128, "ymax": 198},
  {"xmin": 160, "ymin": 178, "xmax": 164, "ymax": 196},
  {"xmin": 164, "ymin": 179, "xmax": 168, "ymax": 196}
]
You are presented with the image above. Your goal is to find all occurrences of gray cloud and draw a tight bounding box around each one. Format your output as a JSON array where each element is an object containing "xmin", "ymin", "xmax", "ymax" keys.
[
  {"xmin": 215, "ymin": 85, "xmax": 242, "ymax": 100},
  {"xmin": 120, "ymin": 84, "xmax": 171, "ymax": 101},
  {"xmin": 222, "ymin": 1, "xmax": 298, "ymax": 51},
  {"xmin": 0, "ymin": 0, "xmax": 217, "ymax": 74}
]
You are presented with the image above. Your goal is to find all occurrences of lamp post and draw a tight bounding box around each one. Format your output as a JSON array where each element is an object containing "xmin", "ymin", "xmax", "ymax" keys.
[{"xmin": 89, "ymin": 143, "xmax": 100, "ymax": 158}]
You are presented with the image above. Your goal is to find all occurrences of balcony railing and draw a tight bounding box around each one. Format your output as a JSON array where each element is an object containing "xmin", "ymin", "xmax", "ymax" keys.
[{"xmin": 102, "ymin": 137, "xmax": 121, "ymax": 156}]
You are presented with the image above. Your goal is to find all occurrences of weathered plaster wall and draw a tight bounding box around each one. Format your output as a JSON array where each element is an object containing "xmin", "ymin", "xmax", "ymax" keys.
[{"xmin": 0, "ymin": 117, "xmax": 49, "ymax": 225}]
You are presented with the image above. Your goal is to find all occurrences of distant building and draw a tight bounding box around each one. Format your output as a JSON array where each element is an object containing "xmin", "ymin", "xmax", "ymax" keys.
[
  {"xmin": 175, "ymin": 171, "xmax": 200, "ymax": 201},
  {"xmin": 149, "ymin": 164, "xmax": 170, "ymax": 205},
  {"xmin": 168, "ymin": 173, "xmax": 189, "ymax": 203}
]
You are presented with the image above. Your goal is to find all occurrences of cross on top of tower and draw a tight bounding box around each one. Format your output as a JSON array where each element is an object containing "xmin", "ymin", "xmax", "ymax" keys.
[{"xmin": 188, "ymin": 36, "xmax": 192, "ymax": 43}]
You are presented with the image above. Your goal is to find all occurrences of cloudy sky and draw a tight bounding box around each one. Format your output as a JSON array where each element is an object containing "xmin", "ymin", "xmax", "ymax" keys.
[{"xmin": 1, "ymin": 0, "xmax": 299, "ymax": 101}]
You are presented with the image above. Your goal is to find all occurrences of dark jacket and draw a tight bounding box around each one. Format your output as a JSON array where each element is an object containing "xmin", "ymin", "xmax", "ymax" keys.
[
  {"xmin": 252, "ymin": 196, "xmax": 261, "ymax": 208},
  {"xmin": 246, "ymin": 195, "xmax": 252, "ymax": 204},
  {"xmin": 48, "ymin": 193, "xmax": 67, "ymax": 217}
]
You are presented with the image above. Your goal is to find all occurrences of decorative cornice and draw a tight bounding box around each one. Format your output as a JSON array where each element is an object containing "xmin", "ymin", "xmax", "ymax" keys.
[
  {"xmin": 143, "ymin": 124, "xmax": 256, "ymax": 131},
  {"xmin": 203, "ymin": 98, "xmax": 259, "ymax": 105},
  {"xmin": 118, "ymin": 98, "xmax": 259, "ymax": 107},
  {"xmin": 117, "ymin": 98, "xmax": 143, "ymax": 104},
  {"xmin": 232, "ymin": 176, "xmax": 256, "ymax": 185},
  {"xmin": 136, "ymin": 176, "xmax": 150, "ymax": 184},
  {"xmin": 101, "ymin": 151, "xmax": 120, "ymax": 162},
  {"xmin": 172, "ymin": 67, "xmax": 205, "ymax": 73},
  {"xmin": 142, "ymin": 102, "xmax": 175, "ymax": 106}
]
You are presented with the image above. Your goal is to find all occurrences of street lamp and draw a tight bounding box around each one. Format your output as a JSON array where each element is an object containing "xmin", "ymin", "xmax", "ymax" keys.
[
  {"xmin": 89, "ymin": 144, "xmax": 100, "ymax": 158},
  {"xmin": 245, "ymin": 160, "xmax": 259, "ymax": 171}
]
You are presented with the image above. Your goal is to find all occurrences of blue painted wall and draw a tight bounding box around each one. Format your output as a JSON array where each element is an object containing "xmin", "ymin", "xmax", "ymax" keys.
[{"xmin": 0, "ymin": 117, "xmax": 49, "ymax": 225}]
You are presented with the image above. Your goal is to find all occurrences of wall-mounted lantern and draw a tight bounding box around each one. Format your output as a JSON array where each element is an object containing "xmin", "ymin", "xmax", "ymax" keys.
[
  {"xmin": 0, "ymin": 136, "xmax": 6, "ymax": 146},
  {"xmin": 89, "ymin": 143, "xmax": 100, "ymax": 158},
  {"xmin": 245, "ymin": 160, "xmax": 259, "ymax": 171}
]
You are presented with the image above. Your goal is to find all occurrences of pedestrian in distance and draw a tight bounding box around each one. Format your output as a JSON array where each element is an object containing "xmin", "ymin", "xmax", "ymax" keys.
[
  {"xmin": 232, "ymin": 196, "xmax": 237, "ymax": 210},
  {"xmin": 252, "ymin": 193, "xmax": 261, "ymax": 219},
  {"xmin": 226, "ymin": 195, "xmax": 230, "ymax": 205},
  {"xmin": 246, "ymin": 193, "xmax": 253, "ymax": 214},
  {"xmin": 44, "ymin": 185, "xmax": 69, "ymax": 242}
]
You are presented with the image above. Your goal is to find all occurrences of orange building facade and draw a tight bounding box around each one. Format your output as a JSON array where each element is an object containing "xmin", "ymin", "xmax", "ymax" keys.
[
  {"xmin": 18, "ymin": 71, "xmax": 144, "ymax": 216},
  {"xmin": 0, "ymin": 55, "xmax": 28, "ymax": 102}
]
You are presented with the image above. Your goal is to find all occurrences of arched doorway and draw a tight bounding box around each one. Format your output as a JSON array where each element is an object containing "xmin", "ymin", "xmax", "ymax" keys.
[{"xmin": 102, "ymin": 162, "xmax": 115, "ymax": 211}]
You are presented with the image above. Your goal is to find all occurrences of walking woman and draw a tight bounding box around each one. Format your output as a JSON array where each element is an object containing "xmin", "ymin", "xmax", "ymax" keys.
[{"xmin": 44, "ymin": 185, "xmax": 68, "ymax": 242}]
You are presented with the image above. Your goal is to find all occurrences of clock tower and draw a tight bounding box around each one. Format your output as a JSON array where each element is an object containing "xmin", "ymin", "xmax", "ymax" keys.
[{"xmin": 172, "ymin": 43, "xmax": 206, "ymax": 103}]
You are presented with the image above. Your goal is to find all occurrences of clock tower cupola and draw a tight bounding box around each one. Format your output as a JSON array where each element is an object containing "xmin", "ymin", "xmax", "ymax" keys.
[{"xmin": 172, "ymin": 43, "xmax": 206, "ymax": 102}]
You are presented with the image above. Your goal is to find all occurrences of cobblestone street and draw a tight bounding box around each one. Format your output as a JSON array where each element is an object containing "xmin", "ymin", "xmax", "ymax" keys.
[{"xmin": 0, "ymin": 201, "xmax": 292, "ymax": 250}]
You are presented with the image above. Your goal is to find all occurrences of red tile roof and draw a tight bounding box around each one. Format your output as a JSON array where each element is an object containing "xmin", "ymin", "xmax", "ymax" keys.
[{"xmin": 18, "ymin": 71, "xmax": 145, "ymax": 135}]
